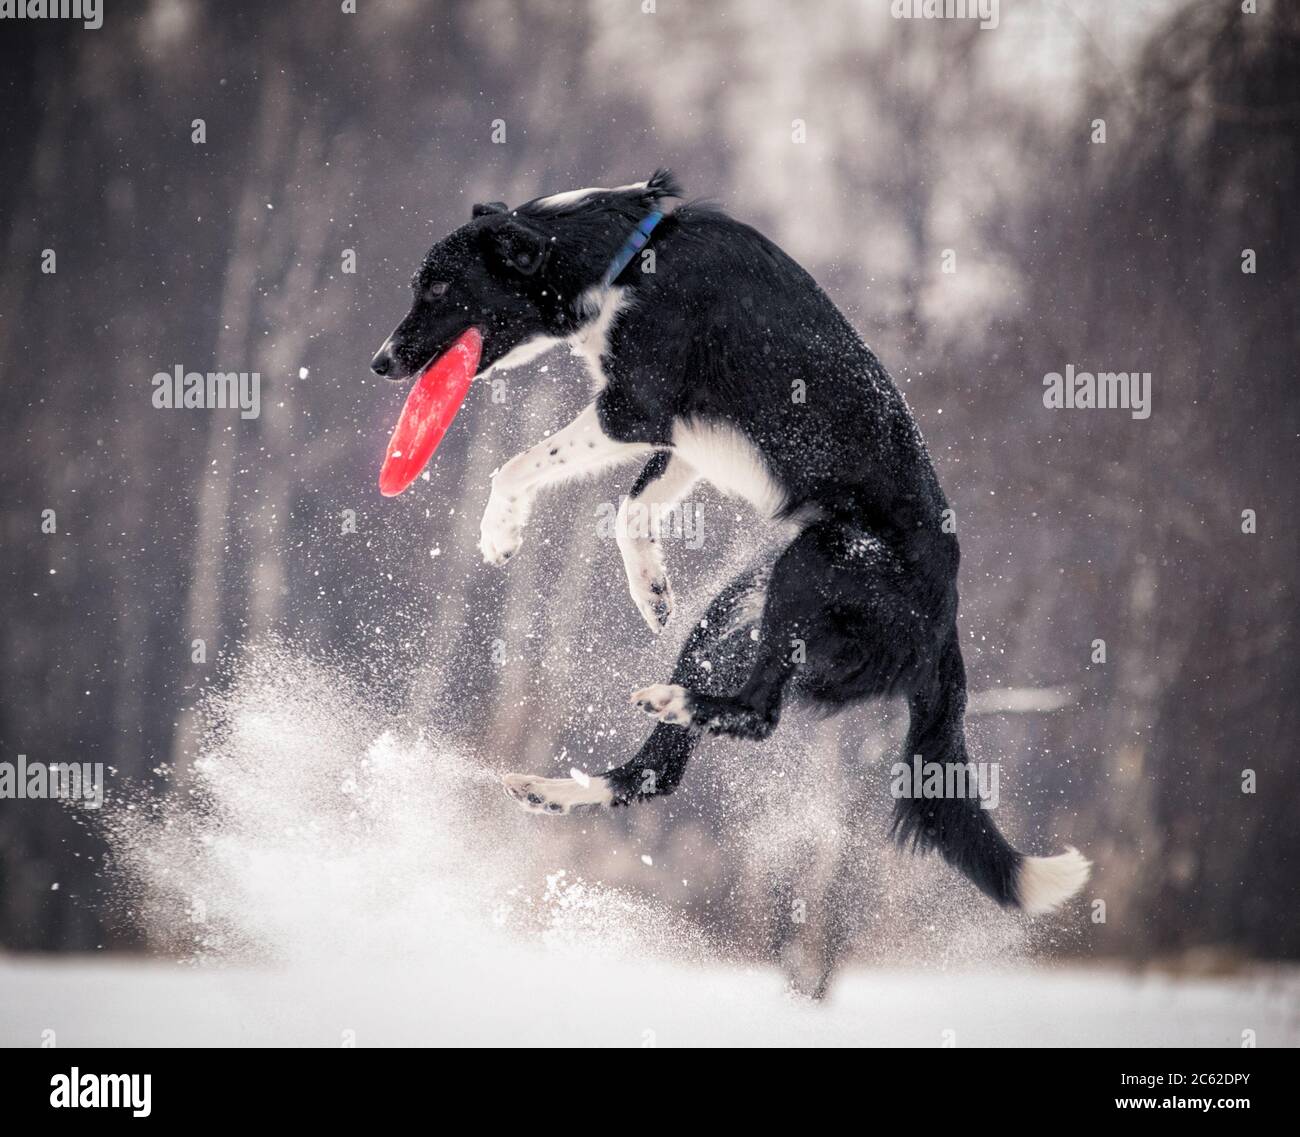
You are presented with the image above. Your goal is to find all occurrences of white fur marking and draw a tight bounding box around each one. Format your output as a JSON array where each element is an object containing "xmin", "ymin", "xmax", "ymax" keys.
[
  {"xmin": 483, "ymin": 334, "xmax": 562, "ymax": 376},
  {"xmin": 671, "ymin": 418, "xmax": 788, "ymax": 519},
  {"xmin": 531, "ymin": 181, "xmax": 649, "ymax": 211},
  {"xmin": 616, "ymin": 457, "xmax": 697, "ymax": 634},
  {"xmin": 570, "ymin": 286, "xmax": 632, "ymax": 394},
  {"xmin": 479, "ymin": 402, "xmax": 653, "ymax": 564},
  {"xmin": 1017, "ymin": 846, "xmax": 1091, "ymax": 915}
]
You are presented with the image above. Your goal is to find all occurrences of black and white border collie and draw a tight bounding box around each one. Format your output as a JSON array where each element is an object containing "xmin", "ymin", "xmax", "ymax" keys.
[{"xmin": 371, "ymin": 170, "xmax": 1090, "ymax": 915}]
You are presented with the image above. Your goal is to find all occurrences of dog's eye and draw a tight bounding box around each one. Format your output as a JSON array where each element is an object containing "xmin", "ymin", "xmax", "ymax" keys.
[{"xmin": 427, "ymin": 281, "xmax": 449, "ymax": 299}]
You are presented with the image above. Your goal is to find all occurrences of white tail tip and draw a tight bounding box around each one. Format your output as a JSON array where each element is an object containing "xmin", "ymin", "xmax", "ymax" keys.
[{"xmin": 1017, "ymin": 846, "xmax": 1091, "ymax": 915}]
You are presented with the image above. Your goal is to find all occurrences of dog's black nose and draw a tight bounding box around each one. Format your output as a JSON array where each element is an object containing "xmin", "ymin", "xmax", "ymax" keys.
[{"xmin": 370, "ymin": 348, "xmax": 394, "ymax": 377}]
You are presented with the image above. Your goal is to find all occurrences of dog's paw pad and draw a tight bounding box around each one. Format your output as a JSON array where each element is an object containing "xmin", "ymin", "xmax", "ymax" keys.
[
  {"xmin": 502, "ymin": 771, "xmax": 611, "ymax": 814},
  {"xmin": 504, "ymin": 774, "xmax": 570, "ymax": 815},
  {"xmin": 632, "ymin": 577, "xmax": 674, "ymax": 634},
  {"xmin": 620, "ymin": 540, "xmax": 673, "ymax": 634},
  {"xmin": 629, "ymin": 683, "xmax": 693, "ymax": 726},
  {"xmin": 479, "ymin": 494, "xmax": 528, "ymax": 566}
]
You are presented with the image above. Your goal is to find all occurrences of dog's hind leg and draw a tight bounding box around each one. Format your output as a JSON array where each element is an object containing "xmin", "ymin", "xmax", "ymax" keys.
[
  {"xmin": 630, "ymin": 522, "xmax": 839, "ymax": 740},
  {"xmin": 616, "ymin": 452, "xmax": 698, "ymax": 634},
  {"xmin": 503, "ymin": 566, "xmax": 766, "ymax": 813},
  {"xmin": 602, "ymin": 568, "xmax": 766, "ymax": 803}
]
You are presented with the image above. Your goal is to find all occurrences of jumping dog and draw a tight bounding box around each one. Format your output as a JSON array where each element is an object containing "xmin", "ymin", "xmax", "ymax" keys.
[{"xmin": 371, "ymin": 171, "xmax": 1090, "ymax": 914}]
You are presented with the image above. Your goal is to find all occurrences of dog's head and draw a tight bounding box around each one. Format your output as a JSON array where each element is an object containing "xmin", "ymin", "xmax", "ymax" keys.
[{"xmin": 370, "ymin": 170, "xmax": 681, "ymax": 382}]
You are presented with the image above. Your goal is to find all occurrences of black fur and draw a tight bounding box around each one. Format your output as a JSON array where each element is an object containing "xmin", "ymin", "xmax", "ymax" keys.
[
  {"xmin": 369, "ymin": 169, "xmax": 683, "ymax": 379},
  {"xmin": 372, "ymin": 171, "xmax": 1058, "ymax": 911}
]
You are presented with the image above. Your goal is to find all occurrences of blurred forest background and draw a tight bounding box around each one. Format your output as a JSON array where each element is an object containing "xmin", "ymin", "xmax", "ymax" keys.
[{"xmin": 0, "ymin": 0, "xmax": 1296, "ymax": 992}]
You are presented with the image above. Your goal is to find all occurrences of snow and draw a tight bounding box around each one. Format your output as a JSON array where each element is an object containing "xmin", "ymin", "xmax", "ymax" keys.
[
  {"xmin": 2, "ymin": 956, "xmax": 1294, "ymax": 1048},
  {"xmin": 9, "ymin": 640, "xmax": 1290, "ymax": 1049}
]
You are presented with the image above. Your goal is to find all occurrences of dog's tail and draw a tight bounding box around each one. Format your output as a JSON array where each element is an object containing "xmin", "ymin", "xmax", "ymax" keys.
[{"xmin": 891, "ymin": 631, "xmax": 1091, "ymax": 914}]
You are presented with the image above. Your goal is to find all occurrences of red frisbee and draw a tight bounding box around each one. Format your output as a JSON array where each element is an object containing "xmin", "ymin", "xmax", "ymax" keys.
[{"xmin": 378, "ymin": 327, "xmax": 483, "ymax": 497}]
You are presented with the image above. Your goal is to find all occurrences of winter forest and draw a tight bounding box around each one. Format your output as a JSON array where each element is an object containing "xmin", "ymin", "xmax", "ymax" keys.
[{"xmin": 0, "ymin": 0, "xmax": 1297, "ymax": 1044}]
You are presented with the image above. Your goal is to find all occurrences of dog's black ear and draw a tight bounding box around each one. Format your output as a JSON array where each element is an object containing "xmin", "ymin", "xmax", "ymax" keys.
[
  {"xmin": 472, "ymin": 201, "xmax": 508, "ymax": 218},
  {"xmin": 487, "ymin": 219, "xmax": 550, "ymax": 277}
]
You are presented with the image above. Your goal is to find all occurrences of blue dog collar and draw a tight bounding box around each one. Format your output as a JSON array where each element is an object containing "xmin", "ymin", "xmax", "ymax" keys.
[{"xmin": 601, "ymin": 210, "xmax": 663, "ymax": 288}]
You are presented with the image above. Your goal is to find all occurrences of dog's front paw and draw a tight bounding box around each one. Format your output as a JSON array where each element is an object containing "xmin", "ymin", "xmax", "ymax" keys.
[
  {"xmin": 479, "ymin": 492, "xmax": 528, "ymax": 566},
  {"xmin": 630, "ymin": 568, "xmax": 674, "ymax": 634},
  {"xmin": 502, "ymin": 771, "xmax": 613, "ymax": 814},
  {"xmin": 630, "ymin": 683, "xmax": 694, "ymax": 726},
  {"xmin": 619, "ymin": 533, "xmax": 673, "ymax": 634}
]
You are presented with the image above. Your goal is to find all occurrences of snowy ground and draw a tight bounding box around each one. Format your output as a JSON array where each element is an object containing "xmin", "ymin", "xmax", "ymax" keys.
[
  {"xmin": 3, "ymin": 956, "xmax": 1297, "ymax": 1047},
  {"xmin": 8, "ymin": 644, "xmax": 1293, "ymax": 1049}
]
